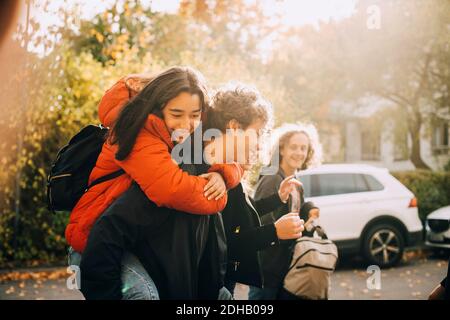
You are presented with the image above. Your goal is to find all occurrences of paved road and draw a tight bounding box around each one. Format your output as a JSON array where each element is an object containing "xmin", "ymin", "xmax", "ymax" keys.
[
  {"xmin": 1, "ymin": 250, "xmax": 448, "ymax": 300},
  {"xmin": 327, "ymin": 251, "xmax": 448, "ymax": 300}
]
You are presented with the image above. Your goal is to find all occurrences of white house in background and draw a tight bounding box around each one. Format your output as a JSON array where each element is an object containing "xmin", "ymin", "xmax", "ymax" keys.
[{"xmin": 317, "ymin": 96, "xmax": 450, "ymax": 171}]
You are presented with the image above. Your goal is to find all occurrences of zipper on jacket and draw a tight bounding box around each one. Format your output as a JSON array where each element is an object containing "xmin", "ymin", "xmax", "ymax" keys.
[
  {"xmin": 245, "ymin": 193, "xmax": 262, "ymax": 226},
  {"xmin": 49, "ymin": 173, "xmax": 72, "ymax": 180}
]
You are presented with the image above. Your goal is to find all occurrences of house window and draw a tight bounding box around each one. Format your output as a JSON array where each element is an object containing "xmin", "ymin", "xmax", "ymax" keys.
[
  {"xmin": 361, "ymin": 129, "xmax": 380, "ymax": 161},
  {"xmin": 432, "ymin": 123, "xmax": 449, "ymax": 155}
]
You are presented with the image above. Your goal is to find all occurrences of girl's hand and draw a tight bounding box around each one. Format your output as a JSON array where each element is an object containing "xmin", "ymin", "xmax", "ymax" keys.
[
  {"xmin": 304, "ymin": 208, "xmax": 320, "ymax": 232},
  {"xmin": 125, "ymin": 75, "xmax": 147, "ymax": 94},
  {"xmin": 199, "ymin": 172, "xmax": 227, "ymax": 200},
  {"xmin": 278, "ymin": 175, "xmax": 303, "ymax": 203},
  {"xmin": 308, "ymin": 208, "xmax": 320, "ymax": 219},
  {"xmin": 274, "ymin": 212, "xmax": 304, "ymax": 240}
]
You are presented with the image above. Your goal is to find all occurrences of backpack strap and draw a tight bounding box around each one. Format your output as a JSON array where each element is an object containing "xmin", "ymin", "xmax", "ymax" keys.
[{"xmin": 87, "ymin": 169, "xmax": 125, "ymax": 190}]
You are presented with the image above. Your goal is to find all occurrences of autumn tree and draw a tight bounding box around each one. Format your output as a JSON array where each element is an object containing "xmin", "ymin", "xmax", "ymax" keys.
[
  {"xmin": 266, "ymin": 0, "xmax": 450, "ymax": 169},
  {"xmin": 336, "ymin": 0, "xmax": 449, "ymax": 169},
  {"xmin": 68, "ymin": 0, "xmax": 190, "ymax": 65}
]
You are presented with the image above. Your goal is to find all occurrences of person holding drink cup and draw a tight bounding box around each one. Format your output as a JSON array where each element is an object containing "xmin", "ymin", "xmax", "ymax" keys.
[{"xmin": 249, "ymin": 123, "xmax": 323, "ymax": 300}]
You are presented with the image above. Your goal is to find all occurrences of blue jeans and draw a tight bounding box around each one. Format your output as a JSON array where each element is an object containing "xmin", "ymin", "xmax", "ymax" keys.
[
  {"xmin": 68, "ymin": 247, "xmax": 231, "ymax": 300},
  {"xmin": 218, "ymin": 286, "xmax": 234, "ymax": 300},
  {"xmin": 248, "ymin": 285, "xmax": 279, "ymax": 300},
  {"xmin": 68, "ymin": 247, "xmax": 159, "ymax": 300}
]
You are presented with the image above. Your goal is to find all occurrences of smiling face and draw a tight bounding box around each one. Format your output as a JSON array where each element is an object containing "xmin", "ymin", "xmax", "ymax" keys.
[
  {"xmin": 223, "ymin": 119, "xmax": 266, "ymax": 170},
  {"xmin": 281, "ymin": 132, "xmax": 310, "ymax": 171},
  {"xmin": 203, "ymin": 119, "xmax": 266, "ymax": 169},
  {"xmin": 161, "ymin": 92, "xmax": 202, "ymax": 144}
]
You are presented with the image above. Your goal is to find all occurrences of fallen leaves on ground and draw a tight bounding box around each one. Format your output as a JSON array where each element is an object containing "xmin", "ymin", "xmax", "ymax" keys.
[
  {"xmin": 0, "ymin": 268, "xmax": 68, "ymax": 283},
  {"xmin": 5, "ymin": 286, "xmax": 15, "ymax": 294},
  {"xmin": 403, "ymin": 250, "xmax": 428, "ymax": 261}
]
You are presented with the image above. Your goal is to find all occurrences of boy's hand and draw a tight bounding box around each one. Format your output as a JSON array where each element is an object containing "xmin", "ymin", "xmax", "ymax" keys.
[
  {"xmin": 200, "ymin": 172, "xmax": 227, "ymax": 200},
  {"xmin": 278, "ymin": 175, "xmax": 303, "ymax": 203},
  {"xmin": 274, "ymin": 212, "xmax": 304, "ymax": 240}
]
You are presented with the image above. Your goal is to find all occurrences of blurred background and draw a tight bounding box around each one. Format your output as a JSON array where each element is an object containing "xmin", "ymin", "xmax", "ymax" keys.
[{"xmin": 0, "ymin": 0, "xmax": 449, "ymax": 299}]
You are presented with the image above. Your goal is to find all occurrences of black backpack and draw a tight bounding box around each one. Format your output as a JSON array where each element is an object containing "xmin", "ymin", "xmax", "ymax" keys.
[{"xmin": 47, "ymin": 124, "xmax": 124, "ymax": 213}]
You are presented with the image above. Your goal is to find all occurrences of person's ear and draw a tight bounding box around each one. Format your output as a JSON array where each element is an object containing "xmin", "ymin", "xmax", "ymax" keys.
[{"xmin": 226, "ymin": 119, "xmax": 241, "ymax": 131}]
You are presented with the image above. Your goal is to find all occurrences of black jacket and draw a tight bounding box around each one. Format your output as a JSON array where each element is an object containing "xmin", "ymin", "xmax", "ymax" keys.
[
  {"xmin": 79, "ymin": 163, "xmax": 227, "ymax": 300},
  {"xmin": 223, "ymin": 183, "xmax": 282, "ymax": 288},
  {"xmin": 254, "ymin": 169, "xmax": 317, "ymax": 290}
]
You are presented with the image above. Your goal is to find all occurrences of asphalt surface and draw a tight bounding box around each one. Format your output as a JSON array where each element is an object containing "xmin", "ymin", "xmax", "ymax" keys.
[{"xmin": 1, "ymin": 250, "xmax": 448, "ymax": 300}]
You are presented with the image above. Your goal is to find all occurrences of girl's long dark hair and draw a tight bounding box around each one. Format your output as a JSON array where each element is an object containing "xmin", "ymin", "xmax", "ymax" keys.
[{"xmin": 110, "ymin": 66, "xmax": 209, "ymax": 161}]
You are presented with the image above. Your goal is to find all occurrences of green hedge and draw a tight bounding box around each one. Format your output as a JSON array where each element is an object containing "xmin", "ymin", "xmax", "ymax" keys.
[{"xmin": 391, "ymin": 170, "xmax": 450, "ymax": 221}]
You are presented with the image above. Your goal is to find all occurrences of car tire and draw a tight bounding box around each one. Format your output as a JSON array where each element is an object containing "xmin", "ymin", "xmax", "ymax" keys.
[{"xmin": 362, "ymin": 223, "xmax": 405, "ymax": 268}]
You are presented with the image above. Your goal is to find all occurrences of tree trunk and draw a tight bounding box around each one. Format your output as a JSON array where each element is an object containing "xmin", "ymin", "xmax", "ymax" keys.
[{"xmin": 408, "ymin": 112, "xmax": 431, "ymax": 170}]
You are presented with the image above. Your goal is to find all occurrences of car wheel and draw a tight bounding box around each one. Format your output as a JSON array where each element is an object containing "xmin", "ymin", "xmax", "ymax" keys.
[{"xmin": 362, "ymin": 224, "xmax": 404, "ymax": 268}]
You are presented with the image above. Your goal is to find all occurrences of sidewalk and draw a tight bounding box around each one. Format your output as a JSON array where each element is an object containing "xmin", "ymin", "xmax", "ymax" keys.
[{"xmin": 1, "ymin": 253, "xmax": 448, "ymax": 300}]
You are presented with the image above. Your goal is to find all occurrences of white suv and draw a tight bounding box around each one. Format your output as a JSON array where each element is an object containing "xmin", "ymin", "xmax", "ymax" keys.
[{"xmin": 297, "ymin": 164, "xmax": 423, "ymax": 268}]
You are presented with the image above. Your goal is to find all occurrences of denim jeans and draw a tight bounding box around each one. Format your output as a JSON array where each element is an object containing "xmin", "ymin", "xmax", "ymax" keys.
[
  {"xmin": 68, "ymin": 247, "xmax": 232, "ymax": 300},
  {"xmin": 248, "ymin": 285, "xmax": 279, "ymax": 300},
  {"xmin": 218, "ymin": 286, "xmax": 234, "ymax": 300},
  {"xmin": 68, "ymin": 247, "xmax": 159, "ymax": 300},
  {"xmin": 224, "ymin": 279, "xmax": 236, "ymax": 297}
]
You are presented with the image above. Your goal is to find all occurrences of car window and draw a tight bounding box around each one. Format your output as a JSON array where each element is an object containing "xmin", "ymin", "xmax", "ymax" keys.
[
  {"xmin": 298, "ymin": 174, "xmax": 311, "ymax": 198},
  {"xmin": 316, "ymin": 174, "xmax": 355, "ymax": 196},
  {"xmin": 354, "ymin": 174, "xmax": 370, "ymax": 192},
  {"xmin": 363, "ymin": 174, "xmax": 384, "ymax": 191},
  {"xmin": 309, "ymin": 173, "xmax": 371, "ymax": 197}
]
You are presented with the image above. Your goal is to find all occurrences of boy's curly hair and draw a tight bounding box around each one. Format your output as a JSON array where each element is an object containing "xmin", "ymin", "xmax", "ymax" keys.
[{"xmin": 206, "ymin": 82, "xmax": 273, "ymax": 133}]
